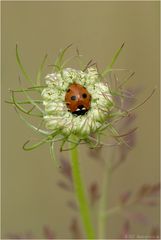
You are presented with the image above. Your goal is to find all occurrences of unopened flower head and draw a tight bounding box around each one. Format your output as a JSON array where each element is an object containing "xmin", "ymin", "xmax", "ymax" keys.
[
  {"xmin": 9, "ymin": 44, "xmax": 137, "ymax": 152},
  {"xmin": 42, "ymin": 67, "xmax": 113, "ymax": 137}
]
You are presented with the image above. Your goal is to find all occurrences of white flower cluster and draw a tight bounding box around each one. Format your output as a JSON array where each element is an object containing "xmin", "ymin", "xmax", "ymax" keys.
[{"xmin": 42, "ymin": 68, "xmax": 113, "ymax": 137}]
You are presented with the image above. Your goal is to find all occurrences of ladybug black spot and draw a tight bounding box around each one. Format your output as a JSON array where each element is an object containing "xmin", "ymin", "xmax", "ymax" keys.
[
  {"xmin": 67, "ymin": 89, "xmax": 70, "ymax": 92},
  {"xmin": 82, "ymin": 93, "xmax": 87, "ymax": 98},
  {"xmin": 71, "ymin": 95, "xmax": 77, "ymax": 101}
]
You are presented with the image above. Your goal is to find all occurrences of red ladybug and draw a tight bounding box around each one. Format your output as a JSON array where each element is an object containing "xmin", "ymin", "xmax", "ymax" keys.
[{"xmin": 65, "ymin": 83, "xmax": 91, "ymax": 116}]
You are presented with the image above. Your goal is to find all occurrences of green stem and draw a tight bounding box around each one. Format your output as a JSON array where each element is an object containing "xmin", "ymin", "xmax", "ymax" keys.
[
  {"xmin": 98, "ymin": 160, "xmax": 111, "ymax": 239},
  {"xmin": 70, "ymin": 140, "xmax": 95, "ymax": 239}
]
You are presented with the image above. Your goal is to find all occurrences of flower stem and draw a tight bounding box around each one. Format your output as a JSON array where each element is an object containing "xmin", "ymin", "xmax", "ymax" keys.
[
  {"xmin": 98, "ymin": 160, "xmax": 111, "ymax": 239},
  {"xmin": 70, "ymin": 141, "xmax": 95, "ymax": 239}
]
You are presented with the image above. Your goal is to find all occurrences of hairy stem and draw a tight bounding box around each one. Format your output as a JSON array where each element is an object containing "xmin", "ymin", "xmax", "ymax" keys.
[
  {"xmin": 98, "ymin": 160, "xmax": 111, "ymax": 239},
  {"xmin": 70, "ymin": 140, "xmax": 95, "ymax": 239}
]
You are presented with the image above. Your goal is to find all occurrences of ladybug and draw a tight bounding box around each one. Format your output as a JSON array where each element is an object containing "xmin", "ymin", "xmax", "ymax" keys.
[{"xmin": 65, "ymin": 83, "xmax": 91, "ymax": 116}]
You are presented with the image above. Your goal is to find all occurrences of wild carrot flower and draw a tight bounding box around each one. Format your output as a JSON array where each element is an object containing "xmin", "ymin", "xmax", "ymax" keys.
[{"xmin": 8, "ymin": 43, "xmax": 135, "ymax": 153}]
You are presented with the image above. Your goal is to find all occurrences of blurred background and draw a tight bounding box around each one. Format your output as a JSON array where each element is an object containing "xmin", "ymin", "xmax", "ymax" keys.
[{"xmin": 2, "ymin": 1, "xmax": 160, "ymax": 239}]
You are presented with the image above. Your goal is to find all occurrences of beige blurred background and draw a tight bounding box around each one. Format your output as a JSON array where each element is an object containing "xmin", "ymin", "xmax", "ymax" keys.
[{"xmin": 2, "ymin": 1, "xmax": 160, "ymax": 239}]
